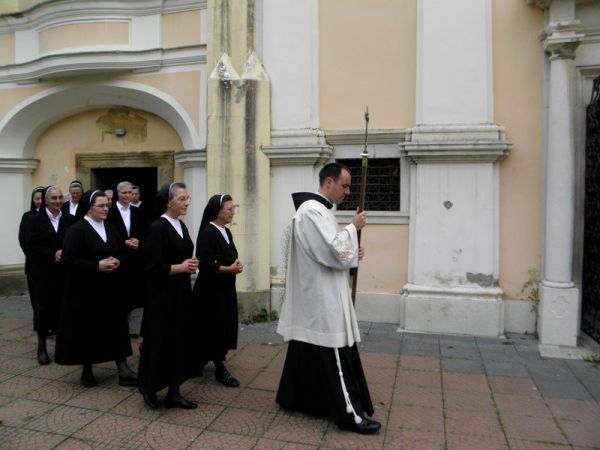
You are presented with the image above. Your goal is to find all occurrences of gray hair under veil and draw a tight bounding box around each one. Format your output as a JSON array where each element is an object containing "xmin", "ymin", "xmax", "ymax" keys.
[
  {"xmin": 40, "ymin": 185, "xmax": 61, "ymax": 211},
  {"xmin": 154, "ymin": 182, "xmax": 186, "ymax": 214},
  {"xmin": 200, "ymin": 194, "xmax": 232, "ymax": 231}
]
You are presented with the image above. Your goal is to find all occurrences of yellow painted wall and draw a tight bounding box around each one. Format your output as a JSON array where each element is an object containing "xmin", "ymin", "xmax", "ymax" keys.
[
  {"xmin": 31, "ymin": 108, "xmax": 183, "ymax": 190},
  {"xmin": 161, "ymin": 10, "xmax": 201, "ymax": 48},
  {"xmin": 493, "ymin": 0, "xmax": 544, "ymax": 299},
  {"xmin": 319, "ymin": 0, "xmax": 416, "ymax": 130},
  {"xmin": 0, "ymin": 33, "xmax": 15, "ymax": 66},
  {"xmin": 122, "ymin": 71, "xmax": 202, "ymax": 132},
  {"xmin": 39, "ymin": 22, "xmax": 129, "ymax": 54},
  {"xmin": 357, "ymin": 224, "xmax": 408, "ymax": 292},
  {"xmin": 0, "ymin": 84, "xmax": 56, "ymax": 118}
]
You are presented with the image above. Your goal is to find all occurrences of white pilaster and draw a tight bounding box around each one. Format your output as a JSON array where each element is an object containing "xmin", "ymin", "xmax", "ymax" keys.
[
  {"xmin": 174, "ymin": 149, "xmax": 206, "ymax": 237},
  {"xmin": 402, "ymin": 0, "xmax": 510, "ymax": 336},
  {"xmin": 538, "ymin": 4, "xmax": 583, "ymax": 347},
  {"xmin": 0, "ymin": 158, "xmax": 38, "ymax": 266}
]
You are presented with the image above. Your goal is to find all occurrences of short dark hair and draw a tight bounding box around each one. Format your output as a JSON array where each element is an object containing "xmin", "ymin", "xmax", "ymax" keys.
[{"xmin": 319, "ymin": 162, "xmax": 350, "ymax": 186}]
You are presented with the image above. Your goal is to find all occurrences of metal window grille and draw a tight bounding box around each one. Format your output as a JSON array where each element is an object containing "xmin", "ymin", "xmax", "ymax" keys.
[{"xmin": 336, "ymin": 158, "xmax": 400, "ymax": 211}]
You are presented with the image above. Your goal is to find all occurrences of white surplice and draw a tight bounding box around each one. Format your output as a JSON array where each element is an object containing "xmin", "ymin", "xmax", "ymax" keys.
[{"xmin": 277, "ymin": 199, "xmax": 362, "ymax": 348}]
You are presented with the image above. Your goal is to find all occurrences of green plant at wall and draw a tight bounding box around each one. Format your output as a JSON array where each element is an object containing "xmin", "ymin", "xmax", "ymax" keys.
[{"xmin": 521, "ymin": 268, "xmax": 540, "ymax": 313}]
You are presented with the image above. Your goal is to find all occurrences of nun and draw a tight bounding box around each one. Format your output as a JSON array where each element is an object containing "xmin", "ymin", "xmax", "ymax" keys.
[
  {"xmin": 18, "ymin": 186, "xmax": 45, "ymax": 315},
  {"xmin": 193, "ymin": 194, "xmax": 243, "ymax": 388},
  {"xmin": 55, "ymin": 190, "xmax": 136, "ymax": 387},
  {"xmin": 25, "ymin": 186, "xmax": 72, "ymax": 364},
  {"xmin": 137, "ymin": 183, "xmax": 200, "ymax": 409}
]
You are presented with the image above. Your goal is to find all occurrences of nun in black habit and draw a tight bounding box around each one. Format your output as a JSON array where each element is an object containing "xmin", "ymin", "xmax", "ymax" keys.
[
  {"xmin": 55, "ymin": 190, "xmax": 136, "ymax": 388},
  {"xmin": 137, "ymin": 183, "xmax": 200, "ymax": 410},
  {"xmin": 18, "ymin": 186, "xmax": 44, "ymax": 315},
  {"xmin": 193, "ymin": 194, "xmax": 243, "ymax": 388},
  {"xmin": 25, "ymin": 186, "xmax": 73, "ymax": 364}
]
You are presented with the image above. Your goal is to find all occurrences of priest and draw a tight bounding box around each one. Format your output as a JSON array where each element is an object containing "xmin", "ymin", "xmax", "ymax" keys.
[{"xmin": 276, "ymin": 162, "xmax": 380, "ymax": 435}]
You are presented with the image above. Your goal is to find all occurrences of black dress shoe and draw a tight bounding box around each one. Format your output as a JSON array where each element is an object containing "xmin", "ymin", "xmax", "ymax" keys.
[
  {"xmin": 164, "ymin": 395, "xmax": 197, "ymax": 409},
  {"xmin": 81, "ymin": 374, "xmax": 98, "ymax": 388},
  {"xmin": 215, "ymin": 369, "xmax": 240, "ymax": 388},
  {"xmin": 118, "ymin": 374, "xmax": 138, "ymax": 387},
  {"xmin": 37, "ymin": 348, "xmax": 50, "ymax": 365},
  {"xmin": 339, "ymin": 417, "xmax": 381, "ymax": 435},
  {"xmin": 139, "ymin": 388, "xmax": 159, "ymax": 409}
]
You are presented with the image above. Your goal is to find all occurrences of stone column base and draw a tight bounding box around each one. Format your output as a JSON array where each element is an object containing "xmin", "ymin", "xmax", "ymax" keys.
[
  {"xmin": 401, "ymin": 283, "xmax": 504, "ymax": 337},
  {"xmin": 538, "ymin": 283, "xmax": 579, "ymax": 347}
]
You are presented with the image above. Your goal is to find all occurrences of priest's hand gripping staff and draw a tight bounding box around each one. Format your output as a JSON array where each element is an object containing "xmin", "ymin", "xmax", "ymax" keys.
[{"xmin": 351, "ymin": 107, "xmax": 369, "ymax": 305}]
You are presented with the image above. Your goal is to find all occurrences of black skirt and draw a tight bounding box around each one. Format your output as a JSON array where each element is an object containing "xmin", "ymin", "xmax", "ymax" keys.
[{"xmin": 276, "ymin": 340, "xmax": 374, "ymax": 427}]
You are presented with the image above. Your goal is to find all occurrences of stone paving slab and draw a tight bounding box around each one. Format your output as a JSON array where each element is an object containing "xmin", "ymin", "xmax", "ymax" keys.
[{"xmin": 1, "ymin": 295, "xmax": 600, "ymax": 449}]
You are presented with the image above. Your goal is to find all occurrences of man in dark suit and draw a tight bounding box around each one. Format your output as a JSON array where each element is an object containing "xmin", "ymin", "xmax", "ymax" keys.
[{"xmin": 106, "ymin": 181, "xmax": 146, "ymax": 337}]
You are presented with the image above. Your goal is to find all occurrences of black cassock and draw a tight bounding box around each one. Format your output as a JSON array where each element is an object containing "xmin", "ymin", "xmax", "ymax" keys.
[
  {"xmin": 192, "ymin": 224, "xmax": 238, "ymax": 363},
  {"xmin": 106, "ymin": 204, "xmax": 146, "ymax": 312},
  {"xmin": 25, "ymin": 211, "xmax": 73, "ymax": 332},
  {"xmin": 55, "ymin": 220, "xmax": 132, "ymax": 365},
  {"xmin": 138, "ymin": 218, "xmax": 200, "ymax": 393}
]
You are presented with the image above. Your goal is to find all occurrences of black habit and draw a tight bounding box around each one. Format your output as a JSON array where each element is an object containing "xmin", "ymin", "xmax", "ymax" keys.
[
  {"xmin": 25, "ymin": 211, "xmax": 73, "ymax": 332},
  {"xmin": 55, "ymin": 219, "xmax": 132, "ymax": 365},
  {"xmin": 19, "ymin": 210, "xmax": 38, "ymax": 309},
  {"xmin": 192, "ymin": 223, "xmax": 239, "ymax": 363},
  {"xmin": 106, "ymin": 203, "xmax": 146, "ymax": 311},
  {"xmin": 138, "ymin": 217, "xmax": 200, "ymax": 393}
]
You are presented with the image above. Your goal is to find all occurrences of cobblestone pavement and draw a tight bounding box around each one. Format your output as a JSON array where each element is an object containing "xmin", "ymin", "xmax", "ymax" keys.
[{"xmin": 1, "ymin": 295, "xmax": 599, "ymax": 449}]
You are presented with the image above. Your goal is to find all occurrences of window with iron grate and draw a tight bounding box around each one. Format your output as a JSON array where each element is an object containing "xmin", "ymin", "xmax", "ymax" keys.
[{"xmin": 336, "ymin": 158, "xmax": 400, "ymax": 211}]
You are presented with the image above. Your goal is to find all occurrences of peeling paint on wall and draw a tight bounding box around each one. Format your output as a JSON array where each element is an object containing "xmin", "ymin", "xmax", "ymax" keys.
[{"xmin": 96, "ymin": 108, "xmax": 147, "ymax": 144}]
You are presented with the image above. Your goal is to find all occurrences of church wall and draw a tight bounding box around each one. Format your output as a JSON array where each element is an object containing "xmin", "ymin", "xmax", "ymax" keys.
[
  {"xmin": 121, "ymin": 71, "xmax": 203, "ymax": 134},
  {"xmin": 0, "ymin": 84, "xmax": 51, "ymax": 119},
  {"xmin": 38, "ymin": 22, "xmax": 130, "ymax": 55},
  {"xmin": 493, "ymin": 0, "xmax": 544, "ymax": 301},
  {"xmin": 319, "ymin": 0, "xmax": 417, "ymax": 130},
  {"xmin": 356, "ymin": 224, "xmax": 408, "ymax": 292},
  {"xmin": 0, "ymin": 33, "xmax": 15, "ymax": 65},
  {"xmin": 31, "ymin": 108, "xmax": 183, "ymax": 190},
  {"xmin": 161, "ymin": 10, "xmax": 202, "ymax": 49}
]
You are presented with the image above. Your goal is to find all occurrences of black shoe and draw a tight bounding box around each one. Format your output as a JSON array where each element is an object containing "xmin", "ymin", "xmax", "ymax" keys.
[
  {"xmin": 339, "ymin": 418, "xmax": 381, "ymax": 435},
  {"xmin": 128, "ymin": 333, "xmax": 140, "ymax": 339},
  {"xmin": 165, "ymin": 395, "xmax": 197, "ymax": 409},
  {"xmin": 37, "ymin": 348, "xmax": 50, "ymax": 365},
  {"xmin": 139, "ymin": 388, "xmax": 159, "ymax": 409},
  {"xmin": 216, "ymin": 369, "xmax": 240, "ymax": 388},
  {"xmin": 119, "ymin": 374, "xmax": 138, "ymax": 387},
  {"xmin": 81, "ymin": 373, "xmax": 98, "ymax": 388}
]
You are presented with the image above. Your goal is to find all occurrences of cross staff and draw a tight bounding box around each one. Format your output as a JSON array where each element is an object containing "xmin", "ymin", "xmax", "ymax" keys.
[{"xmin": 351, "ymin": 107, "xmax": 369, "ymax": 305}]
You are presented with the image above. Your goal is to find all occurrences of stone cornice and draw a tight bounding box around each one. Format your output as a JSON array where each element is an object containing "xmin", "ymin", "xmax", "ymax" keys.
[
  {"xmin": 401, "ymin": 125, "xmax": 512, "ymax": 164},
  {"xmin": 0, "ymin": 158, "xmax": 39, "ymax": 173},
  {"xmin": 526, "ymin": 0, "xmax": 553, "ymax": 9},
  {"xmin": 543, "ymin": 32, "xmax": 584, "ymax": 60},
  {"xmin": 174, "ymin": 149, "xmax": 206, "ymax": 168},
  {"xmin": 0, "ymin": 46, "xmax": 206, "ymax": 84},
  {"xmin": 325, "ymin": 129, "xmax": 408, "ymax": 146},
  {"xmin": 262, "ymin": 129, "xmax": 333, "ymax": 166},
  {"xmin": 0, "ymin": 0, "xmax": 205, "ymax": 31}
]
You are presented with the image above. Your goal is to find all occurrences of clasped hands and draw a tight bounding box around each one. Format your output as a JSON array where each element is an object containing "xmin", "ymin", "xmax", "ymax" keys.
[{"xmin": 99, "ymin": 256, "xmax": 120, "ymax": 272}]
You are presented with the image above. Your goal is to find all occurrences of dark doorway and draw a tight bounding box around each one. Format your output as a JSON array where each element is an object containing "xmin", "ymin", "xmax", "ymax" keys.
[
  {"xmin": 91, "ymin": 167, "xmax": 158, "ymax": 202},
  {"xmin": 582, "ymin": 75, "xmax": 600, "ymax": 344}
]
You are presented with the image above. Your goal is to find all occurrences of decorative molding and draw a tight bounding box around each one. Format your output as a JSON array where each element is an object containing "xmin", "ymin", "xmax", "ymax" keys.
[
  {"xmin": 0, "ymin": 158, "xmax": 39, "ymax": 173},
  {"xmin": 543, "ymin": 34, "xmax": 584, "ymax": 60},
  {"xmin": 401, "ymin": 125, "xmax": 512, "ymax": 164},
  {"xmin": 0, "ymin": 46, "xmax": 206, "ymax": 84},
  {"xmin": 174, "ymin": 148, "xmax": 206, "ymax": 168},
  {"xmin": 325, "ymin": 129, "xmax": 408, "ymax": 146},
  {"xmin": 263, "ymin": 129, "xmax": 332, "ymax": 166},
  {"xmin": 0, "ymin": 0, "xmax": 206, "ymax": 32},
  {"xmin": 525, "ymin": 0, "xmax": 553, "ymax": 9}
]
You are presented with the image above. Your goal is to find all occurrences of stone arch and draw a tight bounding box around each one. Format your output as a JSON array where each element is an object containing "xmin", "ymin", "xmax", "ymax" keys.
[{"xmin": 0, "ymin": 80, "xmax": 201, "ymax": 159}]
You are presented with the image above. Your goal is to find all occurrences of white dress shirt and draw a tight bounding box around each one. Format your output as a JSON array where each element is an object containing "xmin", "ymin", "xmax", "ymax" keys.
[{"xmin": 117, "ymin": 201, "xmax": 131, "ymax": 237}]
